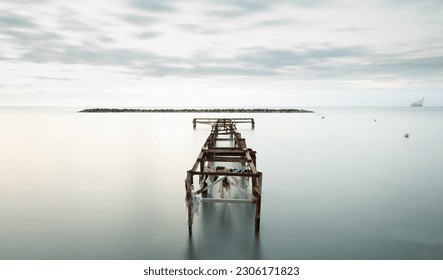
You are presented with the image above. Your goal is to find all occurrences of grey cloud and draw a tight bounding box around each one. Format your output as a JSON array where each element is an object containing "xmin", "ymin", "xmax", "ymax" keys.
[
  {"xmin": 123, "ymin": 14, "xmax": 158, "ymax": 25},
  {"xmin": 143, "ymin": 64, "xmax": 275, "ymax": 77},
  {"xmin": 52, "ymin": 46, "xmax": 160, "ymax": 65},
  {"xmin": 284, "ymin": 50, "xmax": 443, "ymax": 81},
  {"xmin": 0, "ymin": 12, "xmax": 37, "ymax": 28},
  {"xmin": 368, "ymin": 56, "xmax": 443, "ymax": 78},
  {"xmin": 178, "ymin": 23, "xmax": 230, "ymax": 35},
  {"xmin": 9, "ymin": 21, "xmax": 442, "ymax": 83},
  {"xmin": 59, "ymin": 17, "xmax": 98, "ymax": 32},
  {"xmin": 188, "ymin": 65, "xmax": 274, "ymax": 76},
  {"xmin": 1, "ymin": 28, "xmax": 62, "ymax": 47},
  {"xmin": 256, "ymin": 19, "xmax": 302, "ymax": 27},
  {"xmin": 139, "ymin": 46, "xmax": 361, "ymax": 77},
  {"xmin": 237, "ymin": 47, "xmax": 365, "ymax": 68},
  {"xmin": 131, "ymin": 0, "xmax": 176, "ymax": 13},
  {"xmin": 208, "ymin": 0, "xmax": 332, "ymax": 17},
  {"xmin": 16, "ymin": 75, "xmax": 74, "ymax": 81},
  {"xmin": 219, "ymin": 47, "xmax": 443, "ymax": 82},
  {"xmin": 333, "ymin": 27, "xmax": 378, "ymax": 33},
  {"xmin": 139, "ymin": 31, "xmax": 161, "ymax": 39},
  {"xmin": 20, "ymin": 43, "xmax": 176, "ymax": 72},
  {"xmin": 101, "ymin": 37, "xmax": 114, "ymax": 43}
]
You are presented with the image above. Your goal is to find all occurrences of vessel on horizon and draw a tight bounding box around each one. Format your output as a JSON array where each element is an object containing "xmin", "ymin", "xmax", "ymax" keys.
[{"xmin": 411, "ymin": 97, "xmax": 425, "ymax": 107}]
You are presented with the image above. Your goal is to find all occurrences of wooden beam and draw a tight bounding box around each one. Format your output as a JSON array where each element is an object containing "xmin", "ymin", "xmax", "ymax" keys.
[
  {"xmin": 191, "ymin": 170, "xmax": 259, "ymax": 177},
  {"xmin": 201, "ymin": 156, "xmax": 250, "ymax": 163},
  {"xmin": 201, "ymin": 198, "xmax": 255, "ymax": 204}
]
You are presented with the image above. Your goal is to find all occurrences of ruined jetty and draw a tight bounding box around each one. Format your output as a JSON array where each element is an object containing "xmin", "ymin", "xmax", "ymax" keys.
[{"xmin": 185, "ymin": 118, "xmax": 262, "ymax": 234}]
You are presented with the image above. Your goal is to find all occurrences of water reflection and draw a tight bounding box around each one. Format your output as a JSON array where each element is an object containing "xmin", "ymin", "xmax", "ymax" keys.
[{"xmin": 185, "ymin": 201, "xmax": 261, "ymax": 259}]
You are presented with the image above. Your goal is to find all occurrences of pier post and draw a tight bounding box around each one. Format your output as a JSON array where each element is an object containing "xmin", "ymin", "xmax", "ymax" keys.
[
  {"xmin": 185, "ymin": 171, "xmax": 194, "ymax": 234},
  {"xmin": 254, "ymin": 172, "xmax": 262, "ymax": 233}
]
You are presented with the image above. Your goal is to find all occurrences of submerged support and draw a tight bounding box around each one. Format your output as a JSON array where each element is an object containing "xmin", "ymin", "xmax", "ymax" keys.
[
  {"xmin": 254, "ymin": 172, "xmax": 263, "ymax": 233},
  {"xmin": 185, "ymin": 171, "xmax": 194, "ymax": 235}
]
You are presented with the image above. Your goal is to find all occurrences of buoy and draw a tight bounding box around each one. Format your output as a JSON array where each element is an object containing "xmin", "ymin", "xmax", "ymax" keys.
[
  {"xmin": 404, "ymin": 133, "xmax": 409, "ymax": 138},
  {"xmin": 321, "ymin": 116, "xmax": 325, "ymax": 119}
]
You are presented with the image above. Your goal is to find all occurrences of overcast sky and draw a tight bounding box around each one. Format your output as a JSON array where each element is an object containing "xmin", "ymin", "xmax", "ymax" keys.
[{"xmin": 1, "ymin": 0, "xmax": 443, "ymax": 107}]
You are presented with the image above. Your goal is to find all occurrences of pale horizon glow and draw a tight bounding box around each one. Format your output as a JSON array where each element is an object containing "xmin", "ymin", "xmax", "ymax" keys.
[{"xmin": 1, "ymin": 0, "xmax": 443, "ymax": 107}]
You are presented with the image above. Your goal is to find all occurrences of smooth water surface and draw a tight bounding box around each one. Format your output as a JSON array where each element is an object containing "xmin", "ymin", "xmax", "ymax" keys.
[{"xmin": 0, "ymin": 107, "xmax": 442, "ymax": 259}]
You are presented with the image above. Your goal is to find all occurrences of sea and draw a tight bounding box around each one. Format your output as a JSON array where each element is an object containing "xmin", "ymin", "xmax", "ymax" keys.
[{"xmin": 0, "ymin": 106, "xmax": 442, "ymax": 260}]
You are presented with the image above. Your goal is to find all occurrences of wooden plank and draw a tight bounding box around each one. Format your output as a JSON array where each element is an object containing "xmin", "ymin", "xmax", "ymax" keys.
[
  {"xmin": 201, "ymin": 198, "xmax": 255, "ymax": 204},
  {"xmin": 205, "ymin": 148, "xmax": 246, "ymax": 152},
  {"xmin": 191, "ymin": 171, "xmax": 259, "ymax": 177},
  {"xmin": 211, "ymin": 138, "xmax": 244, "ymax": 141},
  {"xmin": 201, "ymin": 157, "xmax": 250, "ymax": 163}
]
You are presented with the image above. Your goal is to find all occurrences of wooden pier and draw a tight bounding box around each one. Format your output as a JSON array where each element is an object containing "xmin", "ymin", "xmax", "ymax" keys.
[{"xmin": 185, "ymin": 118, "xmax": 262, "ymax": 234}]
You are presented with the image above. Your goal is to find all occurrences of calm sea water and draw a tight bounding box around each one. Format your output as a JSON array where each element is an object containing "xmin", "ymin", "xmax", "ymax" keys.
[{"xmin": 0, "ymin": 107, "xmax": 442, "ymax": 260}]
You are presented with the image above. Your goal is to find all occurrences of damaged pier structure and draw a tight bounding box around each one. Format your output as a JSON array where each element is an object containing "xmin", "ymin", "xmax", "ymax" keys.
[{"xmin": 185, "ymin": 118, "xmax": 263, "ymax": 234}]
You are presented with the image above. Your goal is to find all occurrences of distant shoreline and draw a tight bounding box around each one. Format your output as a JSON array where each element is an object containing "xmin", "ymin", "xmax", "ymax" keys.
[{"xmin": 79, "ymin": 108, "xmax": 314, "ymax": 113}]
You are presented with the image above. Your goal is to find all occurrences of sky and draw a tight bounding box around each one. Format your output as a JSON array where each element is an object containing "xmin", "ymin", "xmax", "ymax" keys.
[{"xmin": 1, "ymin": 0, "xmax": 443, "ymax": 107}]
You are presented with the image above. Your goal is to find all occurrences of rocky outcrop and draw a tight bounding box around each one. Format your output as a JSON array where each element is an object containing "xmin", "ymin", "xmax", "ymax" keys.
[{"xmin": 79, "ymin": 108, "xmax": 314, "ymax": 113}]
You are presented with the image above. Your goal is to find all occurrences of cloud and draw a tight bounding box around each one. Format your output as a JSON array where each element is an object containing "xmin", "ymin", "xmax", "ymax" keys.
[
  {"xmin": 208, "ymin": 0, "xmax": 332, "ymax": 17},
  {"xmin": 16, "ymin": 75, "xmax": 74, "ymax": 81},
  {"xmin": 22, "ymin": 45, "xmax": 163, "ymax": 66},
  {"xmin": 0, "ymin": 12, "xmax": 37, "ymax": 28},
  {"xmin": 123, "ymin": 14, "xmax": 158, "ymax": 25},
  {"xmin": 139, "ymin": 31, "xmax": 161, "ymax": 39},
  {"xmin": 2, "ymin": 29, "xmax": 62, "ymax": 45},
  {"xmin": 1, "ymin": 0, "xmax": 443, "ymax": 107},
  {"xmin": 256, "ymin": 19, "xmax": 302, "ymax": 27},
  {"xmin": 367, "ymin": 55, "xmax": 443, "ymax": 78},
  {"xmin": 131, "ymin": 0, "xmax": 176, "ymax": 13},
  {"xmin": 142, "ymin": 64, "xmax": 275, "ymax": 77},
  {"xmin": 237, "ymin": 47, "xmax": 365, "ymax": 68}
]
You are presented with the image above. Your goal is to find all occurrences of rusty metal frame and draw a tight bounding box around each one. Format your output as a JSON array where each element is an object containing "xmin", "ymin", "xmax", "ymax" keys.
[{"xmin": 185, "ymin": 118, "xmax": 262, "ymax": 235}]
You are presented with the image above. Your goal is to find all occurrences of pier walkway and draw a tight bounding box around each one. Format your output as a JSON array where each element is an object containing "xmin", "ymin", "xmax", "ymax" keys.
[{"xmin": 185, "ymin": 118, "xmax": 262, "ymax": 234}]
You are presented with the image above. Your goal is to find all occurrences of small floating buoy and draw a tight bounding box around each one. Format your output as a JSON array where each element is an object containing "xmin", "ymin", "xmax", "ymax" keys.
[
  {"xmin": 404, "ymin": 133, "xmax": 409, "ymax": 138},
  {"xmin": 374, "ymin": 119, "xmax": 377, "ymax": 122},
  {"xmin": 321, "ymin": 116, "xmax": 325, "ymax": 119}
]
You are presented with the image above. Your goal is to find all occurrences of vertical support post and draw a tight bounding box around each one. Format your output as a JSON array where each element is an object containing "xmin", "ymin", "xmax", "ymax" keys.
[
  {"xmin": 193, "ymin": 119, "xmax": 196, "ymax": 129},
  {"xmin": 199, "ymin": 161, "xmax": 208, "ymax": 195},
  {"xmin": 185, "ymin": 171, "xmax": 194, "ymax": 235},
  {"xmin": 248, "ymin": 148, "xmax": 257, "ymax": 168},
  {"xmin": 252, "ymin": 119, "xmax": 255, "ymax": 129},
  {"xmin": 254, "ymin": 172, "xmax": 262, "ymax": 233}
]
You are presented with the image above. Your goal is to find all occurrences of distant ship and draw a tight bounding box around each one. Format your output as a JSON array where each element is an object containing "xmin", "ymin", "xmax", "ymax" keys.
[{"xmin": 411, "ymin": 98, "xmax": 425, "ymax": 107}]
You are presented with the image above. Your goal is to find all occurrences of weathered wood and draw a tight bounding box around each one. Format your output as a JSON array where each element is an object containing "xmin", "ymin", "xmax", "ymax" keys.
[
  {"xmin": 201, "ymin": 156, "xmax": 250, "ymax": 163},
  {"xmin": 245, "ymin": 152, "xmax": 258, "ymax": 174},
  {"xmin": 254, "ymin": 172, "xmax": 262, "ymax": 233},
  {"xmin": 211, "ymin": 138, "xmax": 245, "ymax": 141},
  {"xmin": 185, "ymin": 171, "xmax": 194, "ymax": 235},
  {"xmin": 204, "ymin": 147, "xmax": 246, "ymax": 151},
  {"xmin": 190, "ymin": 171, "xmax": 258, "ymax": 177},
  {"xmin": 201, "ymin": 198, "xmax": 255, "ymax": 204}
]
